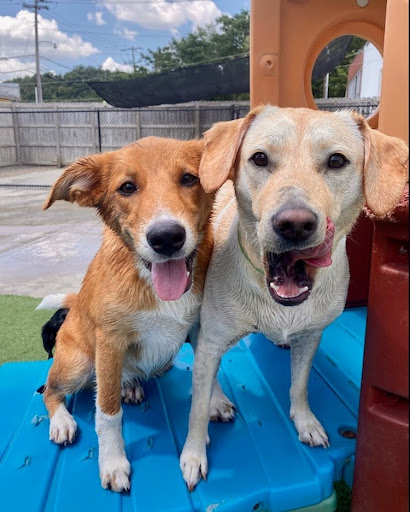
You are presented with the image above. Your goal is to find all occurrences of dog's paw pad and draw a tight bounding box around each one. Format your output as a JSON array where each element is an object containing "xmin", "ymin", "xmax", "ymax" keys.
[
  {"xmin": 180, "ymin": 449, "xmax": 208, "ymax": 491},
  {"xmin": 100, "ymin": 459, "xmax": 131, "ymax": 493},
  {"xmin": 121, "ymin": 383, "xmax": 144, "ymax": 404},
  {"xmin": 209, "ymin": 394, "xmax": 235, "ymax": 423},
  {"xmin": 49, "ymin": 407, "xmax": 77, "ymax": 444}
]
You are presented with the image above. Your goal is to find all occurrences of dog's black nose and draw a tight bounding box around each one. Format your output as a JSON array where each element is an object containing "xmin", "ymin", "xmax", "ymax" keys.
[
  {"xmin": 146, "ymin": 221, "xmax": 186, "ymax": 256},
  {"xmin": 272, "ymin": 207, "xmax": 318, "ymax": 243}
]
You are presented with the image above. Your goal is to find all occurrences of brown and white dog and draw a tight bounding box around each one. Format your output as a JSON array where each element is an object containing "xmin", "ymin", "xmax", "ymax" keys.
[
  {"xmin": 179, "ymin": 106, "xmax": 408, "ymax": 489},
  {"xmin": 37, "ymin": 137, "xmax": 232, "ymax": 493}
]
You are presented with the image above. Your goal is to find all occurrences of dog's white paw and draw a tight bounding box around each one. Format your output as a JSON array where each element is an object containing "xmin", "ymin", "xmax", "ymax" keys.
[
  {"xmin": 180, "ymin": 444, "xmax": 208, "ymax": 491},
  {"xmin": 291, "ymin": 410, "xmax": 329, "ymax": 448},
  {"xmin": 100, "ymin": 456, "xmax": 131, "ymax": 493},
  {"xmin": 209, "ymin": 390, "xmax": 235, "ymax": 422},
  {"xmin": 49, "ymin": 405, "xmax": 77, "ymax": 444},
  {"xmin": 121, "ymin": 382, "xmax": 144, "ymax": 404}
]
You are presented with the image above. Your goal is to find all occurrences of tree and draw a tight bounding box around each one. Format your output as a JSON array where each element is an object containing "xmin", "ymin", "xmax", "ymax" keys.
[
  {"xmin": 143, "ymin": 10, "xmax": 249, "ymax": 72},
  {"xmin": 141, "ymin": 10, "xmax": 250, "ymax": 100}
]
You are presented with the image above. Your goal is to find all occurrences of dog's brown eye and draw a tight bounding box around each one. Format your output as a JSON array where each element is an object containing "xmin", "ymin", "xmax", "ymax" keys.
[
  {"xmin": 328, "ymin": 153, "xmax": 348, "ymax": 169},
  {"xmin": 118, "ymin": 182, "xmax": 137, "ymax": 196},
  {"xmin": 251, "ymin": 152, "xmax": 268, "ymax": 167},
  {"xmin": 181, "ymin": 173, "xmax": 198, "ymax": 187}
]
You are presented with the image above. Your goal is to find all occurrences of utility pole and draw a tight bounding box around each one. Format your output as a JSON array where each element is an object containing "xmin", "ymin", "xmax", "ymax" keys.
[
  {"xmin": 23, "ymin": 0, "xmax": 50, "ymax": 103},
  {"xmin": 121, "ymin": 47, "xmax": 142, "ymax": 73}
]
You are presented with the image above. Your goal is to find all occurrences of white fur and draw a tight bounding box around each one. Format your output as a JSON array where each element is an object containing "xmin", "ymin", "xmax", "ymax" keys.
[
  {"xmin": 95, "ymin": 406, "xmax": 131, "ymax": 492},
  {"xmin": 49, "ymin": 403, "xmax": 77, "ymax": 444},
  {"xmin": 122, "ymin": 290, "xmax": 201, "ymax": 381},
  {"xmin": 36, "ymin": 293, "xmax": 67, "ymax": 310}
]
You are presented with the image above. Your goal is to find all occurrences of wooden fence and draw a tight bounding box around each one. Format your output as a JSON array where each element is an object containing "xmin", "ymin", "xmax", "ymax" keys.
[{"xmin": 0, "ymin": 98, "xmax": 379, "ymax": 168}]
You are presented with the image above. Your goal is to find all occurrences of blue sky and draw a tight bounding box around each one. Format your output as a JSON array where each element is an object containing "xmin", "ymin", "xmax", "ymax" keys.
[{"xmin": 0, "ymin": 0, "xmax": 249, "ymax": 82}]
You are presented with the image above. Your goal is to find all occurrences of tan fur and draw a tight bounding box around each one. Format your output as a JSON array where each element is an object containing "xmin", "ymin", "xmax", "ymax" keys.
[
  {"xmin": 41, "ymin": 137, "xmax": 215, "ymax": 491},
  {"xmin": 352, "ymin": 112, "xmax": 409, "ymax": 217},
  {"xmin": 199, "ymin": 106, "xmax": 264, "ymax": 193}
]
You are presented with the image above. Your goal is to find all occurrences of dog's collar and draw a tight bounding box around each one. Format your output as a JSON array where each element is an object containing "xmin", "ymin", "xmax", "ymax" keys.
[{"xmin": 237, "ymin": 226, "xmax": 264, "ymax": 275}]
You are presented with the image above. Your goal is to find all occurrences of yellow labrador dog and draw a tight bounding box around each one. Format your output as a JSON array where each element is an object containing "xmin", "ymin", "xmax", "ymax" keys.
[{"xmin": 179, "ymin": 106, "xmax": 408, "ymax": 490}]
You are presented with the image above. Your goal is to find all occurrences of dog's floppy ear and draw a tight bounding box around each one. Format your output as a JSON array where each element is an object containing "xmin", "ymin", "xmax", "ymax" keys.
[
  {"xmin": 199, "ymin": 106, "xmax": 263, "ymax": 193},
  {"xmin": 43, "ymin": 154, "xmax": 105, "ymax": 210},
  {"xmin": 354, "ymin": 113, "xmax": 408, "ymax": 218}
]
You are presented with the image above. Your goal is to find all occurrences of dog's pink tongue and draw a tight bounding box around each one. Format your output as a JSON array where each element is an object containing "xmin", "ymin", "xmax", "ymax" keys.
[
  {"xmin": 293, "ymin": 219, "xmax": 335, "ymax": 268},
  {"xmin": 151, "ymin": 259, "xmax": 188, "ymax": 301}
]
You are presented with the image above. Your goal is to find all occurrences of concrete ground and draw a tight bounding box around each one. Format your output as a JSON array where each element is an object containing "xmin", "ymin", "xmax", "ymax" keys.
[{"xmin": 0, "ymin": 166, "xmax": 103, "ymax": 298}]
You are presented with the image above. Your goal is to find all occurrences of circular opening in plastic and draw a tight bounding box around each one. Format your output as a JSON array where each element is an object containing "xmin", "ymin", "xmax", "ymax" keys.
[{"xmin": 310, "ymin": 35, "xmax": 382, "ymax": 122}]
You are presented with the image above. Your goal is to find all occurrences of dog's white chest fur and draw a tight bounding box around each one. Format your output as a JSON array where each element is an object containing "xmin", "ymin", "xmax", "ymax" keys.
[{"xmin": 123, "ymin": 291, "xmax": 201, "ymax": 380}]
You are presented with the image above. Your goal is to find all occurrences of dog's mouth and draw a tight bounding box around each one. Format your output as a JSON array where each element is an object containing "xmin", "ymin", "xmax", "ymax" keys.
[
  {"xmin": 143, "ymin": 252, "xmax": 195, "ymax": 301},
  {"xmin": 265, "ymin": 219, "xmax": 335, "ymax": 306}
]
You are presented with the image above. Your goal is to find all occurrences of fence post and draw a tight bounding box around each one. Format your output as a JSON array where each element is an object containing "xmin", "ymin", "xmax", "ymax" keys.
[
  {"xmin": 54, "ymin": 107, "xmax": 62, "ymax": 166},
  {"xmin": 194, "ymin": 105, "xmax": 201, "ymax": 138},
  {"xmin": 135, "ymin": 109, "xmax": 141, "ymax": 140},
  {"xmin": 97, "ymin": 110, "xmax": 102, "ymax": 152},
  {"xmin": 11, "ymin": 104, "xmax": 21, "ymax": 165}
]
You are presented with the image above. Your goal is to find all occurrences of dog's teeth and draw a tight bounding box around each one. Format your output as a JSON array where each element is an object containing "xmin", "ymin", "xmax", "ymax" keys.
[
  {"xmin": 270, "ymin": 282, "xmax": 309, "ymax": 299},
  {"xmin": 187, "ymin": 271, "xmax": 190, "ymax": 277}
]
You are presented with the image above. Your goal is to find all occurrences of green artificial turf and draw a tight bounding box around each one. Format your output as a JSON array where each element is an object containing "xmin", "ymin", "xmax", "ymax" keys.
[
  {"xmin": 0, "ymin": 294, "xmax": 55, "ymax": 365},
  {"xmin": 335, "ymin": 480, "xmax": 352, "ymax": 512}
]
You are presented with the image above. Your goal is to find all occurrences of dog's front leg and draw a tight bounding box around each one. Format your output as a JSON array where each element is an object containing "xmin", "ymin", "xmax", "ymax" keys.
[
  {"xmin": 95, "ymin": 331, "xmax": 131, "ymax": 492},
  {"xmin": 289, "ymin": 330, "xmax": 329, "ymax": 448},
  {"xmin": 180, "ymin": 335, "xmax": 224, "ymax": 490},
  {"xmin": 189, "ymin": 324, "xmax": 235, "ymax": 423}
]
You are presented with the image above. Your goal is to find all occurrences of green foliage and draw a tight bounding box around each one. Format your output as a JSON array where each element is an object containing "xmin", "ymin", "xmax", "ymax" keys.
[
  {"xmin": 7, "ymin": 65, "xmax": 147, "ymax": 102},
  {"xmin": 143, "ymin": 10, "xmax": 249, "ymax": 72},
  {"xmin": 312, "ymin": 36, "xmax": 367, "ymax": 99}
]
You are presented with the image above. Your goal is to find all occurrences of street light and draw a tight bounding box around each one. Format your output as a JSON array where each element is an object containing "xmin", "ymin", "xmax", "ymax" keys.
[{"xmin": 40, "ymin": 40, "xmax": 57, "ymax": 49}]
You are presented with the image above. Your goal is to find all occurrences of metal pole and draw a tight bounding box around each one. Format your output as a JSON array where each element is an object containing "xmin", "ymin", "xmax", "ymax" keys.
[
  {"xmin": 323, "ymin": 73, "xmax": 329, "ymax": 99},
  {"xmin": 34, "ymin": 0, "xmax": 43, "ymax": 103},
  {"xmin": 97, "ymin": 110, "xmax": 102, "ymax": 152}
]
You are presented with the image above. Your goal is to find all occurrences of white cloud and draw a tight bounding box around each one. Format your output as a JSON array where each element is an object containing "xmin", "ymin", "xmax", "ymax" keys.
[
  {"xmin": 0, "ymin": 58, "xmax": 36, "ymax": 80},
  {"xmin": 101, "ymin": 0, "xmax": 222, "ymax": 31},
  {"xmin": 101, "ymin": 57, "xmax": 133, "ymax": 73},
  {"xmin": 0, "ymin": 10, "xmax": 100, "ymax": 81},
  {"xmin": 87, "ymin": 11, "xmax": 107, "ymax": 26},
  {"xmin": 114, "ymin": 26, "xmax": 138, "ymax": 41}
]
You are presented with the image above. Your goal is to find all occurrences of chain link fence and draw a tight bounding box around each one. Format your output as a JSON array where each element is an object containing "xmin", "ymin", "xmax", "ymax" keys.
[{"xmin": 0, "ymin": 99, "xmax": 378, "ymax": 188}]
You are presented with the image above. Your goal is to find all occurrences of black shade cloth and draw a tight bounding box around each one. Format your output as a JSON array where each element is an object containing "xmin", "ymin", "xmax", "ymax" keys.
[
  {"xmin": 88, "ymin": 36, "xmax": 352, "ymax": 108},
  {"xmin": 311, "ymin": 35, "xmax": 352, "ymax": 81},
  {"xmin": 88, "ymin": 56, "xmax": 249, "ymax": 108}
]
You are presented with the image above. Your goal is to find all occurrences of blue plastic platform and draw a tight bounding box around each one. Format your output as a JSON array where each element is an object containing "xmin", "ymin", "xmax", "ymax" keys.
[{"xmin": 0, "ymin": 308, "xmax": 367, "ymax": 512}]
